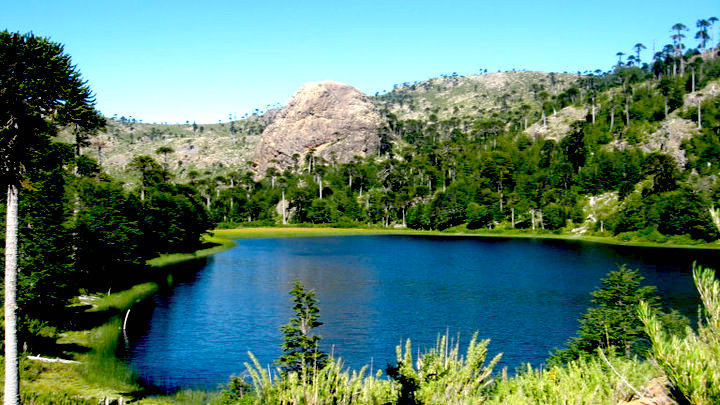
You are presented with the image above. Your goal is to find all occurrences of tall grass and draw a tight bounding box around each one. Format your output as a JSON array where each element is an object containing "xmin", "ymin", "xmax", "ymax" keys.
[
  {"xmin": 241, "ymin": 352, "xmax": 395, "ymax": 404},
  {"xmin": 639, "ymin": 264, "xmax": 720, "ymax": 404},
  {"xmin": 78, "ymin": 317, "xmax": 139, "ymax": 393},
  {"xmin": 146, "ymin": 233, "xmax": 236, "ymax": 268},
  {"xmin": 389, "ymin": 332, "xmax": 501, "ymax": 404},
  {"xmin": 137, "ymin": 389, "xmax": 227, "ymax": 405},
  {"xmin": 89, "ymin": 282, "xmax": 159, "ymax": 312},
  {"xmin": 487, "ymin": 355, "xmax": 657, "ymax": 404}
]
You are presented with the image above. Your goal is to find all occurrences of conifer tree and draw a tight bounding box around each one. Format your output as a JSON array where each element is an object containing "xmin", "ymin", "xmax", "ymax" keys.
[
  {"xmin": 275, "ymin": 281, "xmax": 328, "ymax": 375},
  {"xmin": 1, "ymin": 31, "xmax": 101, "ymax": 404},
  {"xmin": 549, "ymin": 266, "xmax": 688, "ymax": 365}
]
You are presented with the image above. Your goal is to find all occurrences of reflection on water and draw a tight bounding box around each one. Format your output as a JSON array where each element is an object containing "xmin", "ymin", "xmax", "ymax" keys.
[{"xmin": 125, "ymin": 235, "xmax": 718, "ymax": 391}]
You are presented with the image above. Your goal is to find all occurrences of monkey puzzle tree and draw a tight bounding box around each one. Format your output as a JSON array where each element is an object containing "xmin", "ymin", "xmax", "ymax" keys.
[
  {"xmin": 275, "ymin": 281, "xmax": 328, "ymax": 375},
  {"xmin": 0, "ymin": 31, "xmax": 101, "ymax": 404},
  {"xmin": 633, "ymin": 43, "xmax": 646, "ymax": 65}
]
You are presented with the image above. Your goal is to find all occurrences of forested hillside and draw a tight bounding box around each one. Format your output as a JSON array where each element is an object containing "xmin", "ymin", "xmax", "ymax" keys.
[{"xmin": 160, "ymin": 47, "xmax": 720, "ymax": 246}]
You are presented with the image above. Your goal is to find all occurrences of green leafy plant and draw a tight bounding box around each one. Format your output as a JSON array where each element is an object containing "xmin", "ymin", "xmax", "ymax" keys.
[{"xmin": 639, "ymin": 264, "xmax": 720, "ymax": 404}]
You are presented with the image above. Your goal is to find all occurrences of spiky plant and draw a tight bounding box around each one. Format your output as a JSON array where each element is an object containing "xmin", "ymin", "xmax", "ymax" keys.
[{"xmin": 639, "ymin": 264, "xmax": 720, "ymax": 404}]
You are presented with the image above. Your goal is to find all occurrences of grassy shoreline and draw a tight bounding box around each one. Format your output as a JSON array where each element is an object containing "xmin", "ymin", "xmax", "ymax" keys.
[{"xmin": 212, "ymin": 225, "xmax": 720, "ymax": 250}]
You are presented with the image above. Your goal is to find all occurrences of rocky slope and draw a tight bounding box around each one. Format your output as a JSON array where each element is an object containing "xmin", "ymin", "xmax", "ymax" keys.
[
  {"xmin": 376, "ymin": 71, "xmax": 579, "ymax": 120},
  {"xmin": 251, "ymin": 81, "xmax": 383, "ymax": 176},
  {"xmin": 72, "ymin": 112, "xmax": 276, "ymax": 182}
]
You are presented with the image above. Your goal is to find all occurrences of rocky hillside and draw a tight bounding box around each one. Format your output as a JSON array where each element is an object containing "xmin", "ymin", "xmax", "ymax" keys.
[
  {"xmin": 375, "ymin": 71, "xmax": 578, "ymax": 120},
  {"xmin": 68, "ymin": 112, "xmax": 276, "ymax": 182},
  {"xmin": 77, "ymin": 71, "xmax": 579, "ymax": 180},
  {"xmin": 75, "ymin": 68, "xmax": 713, "ymax": 181},
  {"xmin": 252, "ymin": 81, "xmax": 383, "ymax": 176}
]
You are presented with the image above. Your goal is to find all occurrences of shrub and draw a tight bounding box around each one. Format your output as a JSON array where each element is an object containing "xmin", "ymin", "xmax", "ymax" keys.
[
  {"xmin": 639, "ymin": 264, "xmax": 720, "ymax": 405},
  {"xmin": 386, "ymin": 332, "xmax": 501, "ymax": 404}
]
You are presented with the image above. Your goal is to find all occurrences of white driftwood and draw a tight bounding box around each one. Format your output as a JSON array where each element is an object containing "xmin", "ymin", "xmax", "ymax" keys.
[{"xmin": 27, "ymin": 355, "xmax": 80, "ymax": 364}]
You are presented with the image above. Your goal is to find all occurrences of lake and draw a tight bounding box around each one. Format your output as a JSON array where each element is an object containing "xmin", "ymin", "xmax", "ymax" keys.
[{"xmin": 123, "ymin": 235, "xmax": 719, "ymax": 391}]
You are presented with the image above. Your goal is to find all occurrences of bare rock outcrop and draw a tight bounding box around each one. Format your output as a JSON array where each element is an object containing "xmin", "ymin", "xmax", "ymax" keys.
[
  {"xmin": 252, "ymin": 81, "xmax": 382, "ymax": 177},
  {"xmin": 523, "ymin": 105, "xmax": 587, "ymax": 142}
]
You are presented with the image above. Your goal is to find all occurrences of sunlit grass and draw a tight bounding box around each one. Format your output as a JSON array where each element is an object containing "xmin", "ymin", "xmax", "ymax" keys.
[
  {"xmin": 87, "ymin": 282, "xmax": 159, "ymax": 313},
  {"xmin": 640, "ymin": 264, "xmax": 720, "ymax": 404},
  {"xmin": 213, "ymin": 225, "xmax": 720, "ymax": 250},
  {"xmin": 147, "ymin": 233, "xmax": 237, "ymax": 267},
  {"xmin": 487, "ymin": 355, "xmax": 657, "ymax": 404},
  {"xmin": 242, "ymin": 352, "xmax": 395, "ymax": 405},
  {"xmin": 135, "ymin": 389, "xmax": 226, "ymax": 405},
  {"xmin": 213, "ymin": 226, "xmax": 417, "ymax": 239}
]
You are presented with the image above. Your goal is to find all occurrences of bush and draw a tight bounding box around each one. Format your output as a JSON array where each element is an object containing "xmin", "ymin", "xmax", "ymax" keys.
[{"xmin": 386, "ymin": 332, "xmax": 501, "ymax": 404}]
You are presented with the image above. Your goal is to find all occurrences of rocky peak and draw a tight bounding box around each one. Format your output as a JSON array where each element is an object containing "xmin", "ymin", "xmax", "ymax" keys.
[{"xmin": 252, "ymin": 81, "xmax": 382, "ymax": 177}]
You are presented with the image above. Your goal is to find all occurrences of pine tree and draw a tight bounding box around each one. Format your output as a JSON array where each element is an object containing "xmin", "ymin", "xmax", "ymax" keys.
[
  {"xmin": 549, "ymin": 266, "xmax": 688, "ymax": 364},
  {"xmin": 275, "ymin": 281, "xmax": 328, "ymax": 375}
]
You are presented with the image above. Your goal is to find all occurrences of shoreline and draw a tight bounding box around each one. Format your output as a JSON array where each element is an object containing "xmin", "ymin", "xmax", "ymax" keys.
[{"xmin": 212, "ymin": 226, "xmax": 720, "ymax": 251}]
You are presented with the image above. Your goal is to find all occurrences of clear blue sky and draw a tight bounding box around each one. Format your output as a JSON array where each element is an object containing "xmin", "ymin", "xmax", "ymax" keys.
[{"xmin": 3, "ymin": 1, "xmax": 717, "ymax": 124}]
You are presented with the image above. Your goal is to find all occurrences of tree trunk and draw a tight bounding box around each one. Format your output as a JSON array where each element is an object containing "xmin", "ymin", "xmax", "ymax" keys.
[
  {"xmin": 698, "ymin": 101, "xmax": 702, "ymax": 130},
  {"xmin": 530, "ymin": 209, "xmax": 536, "ymax": 231},
  {"xmin": 591, "ymin": 99, "xmax": 596, "ymax": 124},
  {"xmin": 498, "ymin": 187, "xmax": 503, "ymax": 212},
  {"xmin": 5, "ymin": 184, "xmax": 20, "ymax": 405},
  {"xmin": 609, "ymin": 105, "xmax": 615, "ymax": 131},
  {"xmin": 664, "ymin": 97, "xmax": 668, "ymax": 118},
  {"xmin": 680, "ymin": 57, "xmax": 685, "ymax": 75},
  {"xmin": 624, "ymin": 98, "xmax": 630, "ymax": 126},
  {"xmin": 692, "ymin": 69, "xmax": 696, "ymax": 92},
  {"xmin": 511, "ymin": 207, "xmax": 515, "ymax": 228}
]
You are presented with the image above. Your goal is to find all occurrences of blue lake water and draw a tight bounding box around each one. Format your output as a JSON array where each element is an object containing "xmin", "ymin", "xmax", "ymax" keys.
[{"xmin": 123, "ymin": 235, "xmax": 720, "ymax": 391}]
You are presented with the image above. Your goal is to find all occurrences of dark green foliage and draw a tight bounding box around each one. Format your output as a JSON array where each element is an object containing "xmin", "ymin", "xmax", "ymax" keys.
[
  {"xmin": 560, "ymin": 122, "xmax": 588, "ymax": 172},
  {"xmin": 652, "ymin": 190, "xmax": 719, "ymax": 242},
  {"xmin": 0, "ymin": 31, "xmax": 102, "ymax": 186},
  {"xmin": 549, "ymin": 266, "xmax": 688, "ymax": 364},
  {"xmin": 542, "ymin": 202, "xmax": 566, "ymax": 230},
  {"xmin": 643, "ymin": 152, "xmax": 679, "ymax": 194},
  {"xmin": 15, "ymin": 144, "xmax": 76, "ymax": 348},
  {"xmin": 141, "ymin": 183, "xmax": 212, "ymax": 254},
  {"xmin": 276, "ymin": 281, "xmax": 328, "ymax": 375},
  {"xmin": 74, "ymin": 178, "xmax": 144, "ymax": 292}
]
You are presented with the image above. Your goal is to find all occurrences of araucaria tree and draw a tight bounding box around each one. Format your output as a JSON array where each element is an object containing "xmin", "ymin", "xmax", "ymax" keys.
[
  {"xmin": 0, "ymin": 31, "xmax": 102, "ymax": 404},
  {"xmin": 549, "ymin": 266, "xmax": 687, "ymax": 364},
  {"xmin": 276, "ymin": 281, "xmax": 328, "ymax": 375}
]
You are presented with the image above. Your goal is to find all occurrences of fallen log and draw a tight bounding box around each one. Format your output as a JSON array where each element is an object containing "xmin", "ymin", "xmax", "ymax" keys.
[{"xmin": 27, "ymin": 355, "xmax": 81, "ymax": 364}]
